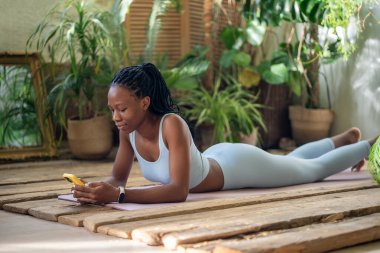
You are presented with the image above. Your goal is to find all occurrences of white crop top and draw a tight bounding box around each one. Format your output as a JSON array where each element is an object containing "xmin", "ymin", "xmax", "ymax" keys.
[{"xmin": 129, "ymin": 114, "xmax": 210, "ymax": 189}]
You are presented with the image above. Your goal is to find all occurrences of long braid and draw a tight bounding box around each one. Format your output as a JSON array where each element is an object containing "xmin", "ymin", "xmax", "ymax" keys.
[{"xmin": 110, "ymin": 63, "xmax": 179, "ymax": 115}]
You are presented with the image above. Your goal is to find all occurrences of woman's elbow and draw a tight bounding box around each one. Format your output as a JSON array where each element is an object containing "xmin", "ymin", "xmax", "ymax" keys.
[
  {"xmin": 171, "ymin": 185, "xmax": 188, "ymax": 202},
  {"xmin": 177, "ymin": 192, "xmax": 188, "ymax": 202}
]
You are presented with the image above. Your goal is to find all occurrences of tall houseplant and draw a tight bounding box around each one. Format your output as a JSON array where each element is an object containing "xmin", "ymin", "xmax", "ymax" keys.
[{"xmin": 27, "ymin": 0, "xmax": 123, "ymax": 159}]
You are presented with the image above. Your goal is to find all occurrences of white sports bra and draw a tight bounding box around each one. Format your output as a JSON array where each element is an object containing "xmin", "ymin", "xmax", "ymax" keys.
[{"xmin": 129, "ymin": 114, "xmax": 210, "ymax": 189}]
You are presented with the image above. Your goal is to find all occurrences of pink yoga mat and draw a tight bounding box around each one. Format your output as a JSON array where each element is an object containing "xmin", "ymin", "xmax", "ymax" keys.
[{"xmin": 58, "ymin": 169, "xmax": 373, "ymax": 211}]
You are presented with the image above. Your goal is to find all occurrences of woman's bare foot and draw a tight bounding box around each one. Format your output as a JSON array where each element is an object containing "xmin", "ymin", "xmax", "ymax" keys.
[
  {"xmin": 331, "ymin": 127, "xmax": 361, "ymax": 148},
  {"xmin": 352, "ymin": 133, "xmax": 379, "ymax": 172}
]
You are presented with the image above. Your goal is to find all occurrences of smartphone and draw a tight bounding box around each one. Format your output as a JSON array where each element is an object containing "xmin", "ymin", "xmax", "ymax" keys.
[{"xmin": 63, "ymin": 173, "xmax": 85, "ymax": 186}]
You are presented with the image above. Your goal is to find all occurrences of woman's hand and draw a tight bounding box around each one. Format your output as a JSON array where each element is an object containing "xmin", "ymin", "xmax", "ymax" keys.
[
  {"xmin": 72, "ymin": 181, "xmax": 119, "ymax": 204},
  {"xmin": 351, "ymin": 159, "xmax": 366, "ymax": 172}
]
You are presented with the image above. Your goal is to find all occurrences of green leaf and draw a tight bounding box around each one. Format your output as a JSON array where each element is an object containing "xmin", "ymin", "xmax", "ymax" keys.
[
  {"xmin": 291, "ymin": 1, "xmax": 300, "ymax": 21},
  {"xmin": 289, "ymin": 72, "xmax": 302, "ymax": 96},
  {"xmin": 262, "ymin": 63, "xmax": 288, "ymax": 84},
  {"xmin": 300, "ymin": 0, "xmax": 313, "ymax": 15},
  {"xmin": 246, "ymin": 19, "xmax": 266, "ymax": 46},
  {"xmin": 118, "ymin": 0, "xmax": 134, "ymax": 23},
  {"xmin": 256, "ymin": 60, "xmax": 271, "ymax": 74},
  {"xmin": 233, "ymin": 52, "xmax": 251, "ymax": 67},
  {"xmin": 309, "ymin": 2, "xmax": 323, "ymax": 23},
  {"xmin": 220, "ymin": 50, "xmax": 238, "ymax": 68},
  {"xmin": 220, "ymin": 27, "xmax": 243, "ymax": 50},
  {"xmin": 173, "ymin": 77, "xmax": 198, "ymax": 90}
]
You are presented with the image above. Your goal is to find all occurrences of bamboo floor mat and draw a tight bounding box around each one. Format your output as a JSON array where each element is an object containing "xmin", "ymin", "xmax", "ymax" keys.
[{"xmin": 1, "ymin": 159, "xmax": 380, "ymax": 253}]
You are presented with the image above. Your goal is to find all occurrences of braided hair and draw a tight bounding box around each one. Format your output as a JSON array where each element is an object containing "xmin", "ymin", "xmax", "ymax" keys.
[{"xmin": 110, "ymin": 63, "xmax": 179, "ymax": 116}]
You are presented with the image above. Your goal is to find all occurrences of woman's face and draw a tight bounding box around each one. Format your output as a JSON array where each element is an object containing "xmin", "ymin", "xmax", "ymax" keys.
[{"xmin": 108, "ymin": 86, "xmax": 150, "ymax": 133}]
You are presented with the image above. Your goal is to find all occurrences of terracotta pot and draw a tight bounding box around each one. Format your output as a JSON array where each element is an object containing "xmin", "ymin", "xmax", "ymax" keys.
[
  {"xmin": 240, "ymin": 128, "xmax": 258, "ymax": 146},
  {"xmin": 67, "ymin": 114, "xmax": 113, "ymax": 159},
  {"xmin": 289, "ymin": 106, "xmax": 334, "ymax": 146}
]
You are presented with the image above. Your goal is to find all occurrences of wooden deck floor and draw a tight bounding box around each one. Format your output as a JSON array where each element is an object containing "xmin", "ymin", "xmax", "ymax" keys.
[{"xmin": 1, "ymin": 158, "xmax": 380, "ymax": 252}]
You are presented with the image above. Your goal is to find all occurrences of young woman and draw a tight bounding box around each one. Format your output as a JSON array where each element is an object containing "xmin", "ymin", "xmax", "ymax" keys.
[{"xmin": 73, "ymin": 63, "xmax": 377, "ymax": 204}]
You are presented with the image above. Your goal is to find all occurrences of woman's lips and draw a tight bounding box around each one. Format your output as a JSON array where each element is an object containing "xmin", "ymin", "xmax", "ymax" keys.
[{"xmin": 116, "ymin": 123, "xmax": 127, "ymax": 130}]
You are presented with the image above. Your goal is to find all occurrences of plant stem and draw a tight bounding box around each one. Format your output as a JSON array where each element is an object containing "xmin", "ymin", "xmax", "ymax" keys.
[{"xmin": 309, "ymin": 24, "xmax": 320, "ymax": 108}]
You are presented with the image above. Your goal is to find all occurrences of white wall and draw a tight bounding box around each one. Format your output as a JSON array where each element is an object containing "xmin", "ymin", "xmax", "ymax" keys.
[
  {"xmin": 0, "ymin": 0, "xmax": 60, "ymax": 52},
  {"xmin": 0, "ymin": 0, "xmax": 108, "ymax": 52},
  {"xmin": 320, "ymin": 4, "xmax": 380, "ymax": 139}
]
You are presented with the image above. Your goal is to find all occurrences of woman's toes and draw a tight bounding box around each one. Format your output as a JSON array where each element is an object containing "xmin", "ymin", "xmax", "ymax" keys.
[{"xmin": 349, "ymin": 127, "xmax": 361, "ymax": 144}]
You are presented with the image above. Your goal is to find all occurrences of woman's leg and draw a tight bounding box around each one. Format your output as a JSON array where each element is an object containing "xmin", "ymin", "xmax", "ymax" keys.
[
  {"xmin": 205, "ymin": 140, "xmax": 370, "ymax": 190},
  {"xmin": 287, "ymin": 127, "xmax": 361, "ymax": 159},
  {"xmin": 306, "ymin": 140, "xmax": 370, "ymax": 180}
]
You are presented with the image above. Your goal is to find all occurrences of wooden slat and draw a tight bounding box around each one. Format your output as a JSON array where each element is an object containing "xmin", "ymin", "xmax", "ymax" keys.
[
  {"xmin": 98, "ymin": 213, "xmax": 195, "ymax": 239},
  {"xmin": 130, "ymin": 34, "xmax": 182, "ymax": 40},
  {"xmin": 212, "ymin": 213, "xmax": 380, "ymax": 253},
  {"xmin": 0, "ymin": 177, "xmax": 101, "ymax": 196},
  {"xmin": 3, "ymin": 198, "xmax": 61, "ymax": 214},
  {"xmin": 0, "ymin": 162, "xmax": 112, "ymax": 185},
  {"xmin": 0, "ymin": 159, "xmax": 79, "ymax": 170},
  {"xmin": 58, "ymin": 209, "xmax": 121, "ymax": 227},
  {"xmin": 28, "ymin": 203, "xmax": 112, "ymax": 222},
  {"xmin": 83, "ymin": 180, "xmax": 377, "ymax": 233},
  {"xmin": 189, "ymin": 0, "xmax": 204, "ymax": 47},
  {"xmin": 181, "ymin": 0, "xmax": 190, "ymax": 55},
  {"xmin": 0, "ymin": 189, "xmax": 70, "ymax": 208},
  {"xmin": 131, "ymin": 188, "xmax": 380, "ymax": 249},
  {"xmin": 179, "ymin": 240, "xmax": 222, "ymax": 253}
]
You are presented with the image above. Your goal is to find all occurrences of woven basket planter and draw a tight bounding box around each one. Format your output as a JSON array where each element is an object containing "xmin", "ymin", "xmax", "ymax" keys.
[
  {"xmin": 67, "ymin": 114, "xmax": 113, "ymax": 159},
  {"xmin": 289, "ymin": 106, "xmax": 334, "ymax": 146}
]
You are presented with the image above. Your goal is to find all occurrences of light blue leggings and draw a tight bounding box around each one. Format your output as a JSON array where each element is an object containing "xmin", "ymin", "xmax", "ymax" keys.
[{"xmin": 203, "ymin": 139, "xmax": 371, "ymax": 190}]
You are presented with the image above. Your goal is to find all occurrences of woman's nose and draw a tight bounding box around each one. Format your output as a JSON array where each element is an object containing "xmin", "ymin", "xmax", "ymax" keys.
[{"xmin": 112, "ymin": 111, "xmax": 121, "ymax": 122}]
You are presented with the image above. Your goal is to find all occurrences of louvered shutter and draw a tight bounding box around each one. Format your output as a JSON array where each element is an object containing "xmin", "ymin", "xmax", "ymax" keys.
[{"xmin": 125, "ymin": 0, "xmax": 212, "ymax": 67}]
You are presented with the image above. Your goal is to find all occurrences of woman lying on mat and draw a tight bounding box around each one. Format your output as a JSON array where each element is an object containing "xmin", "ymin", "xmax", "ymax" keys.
[{"xmin": 72, "ymin": 63, "xmax": 378, "ymax": 204}]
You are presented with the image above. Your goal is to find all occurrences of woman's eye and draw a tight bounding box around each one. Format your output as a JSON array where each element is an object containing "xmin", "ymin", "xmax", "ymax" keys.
[{"xmin": 120, "ymin": 108, "xmax": 127, "ymax": 112}]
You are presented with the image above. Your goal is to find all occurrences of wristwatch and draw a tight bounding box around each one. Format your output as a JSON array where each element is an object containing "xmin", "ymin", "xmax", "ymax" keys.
[{"xmin": 118, "ymin": 186, "xmax": 125, "ymax": 203}]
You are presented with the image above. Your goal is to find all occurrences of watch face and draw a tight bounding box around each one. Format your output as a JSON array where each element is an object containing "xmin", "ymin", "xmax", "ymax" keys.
[{"xmin": 118, "ymin": 192, "xmax": 125, "ymax": 203}]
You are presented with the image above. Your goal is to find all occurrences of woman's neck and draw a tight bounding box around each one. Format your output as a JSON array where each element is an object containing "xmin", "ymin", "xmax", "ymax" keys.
[{"xmin": 136, "ymin": 113, "xmax": 162, "ymax": 141}]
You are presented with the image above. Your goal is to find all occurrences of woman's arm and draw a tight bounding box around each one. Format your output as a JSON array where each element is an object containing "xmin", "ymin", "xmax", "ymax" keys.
[
  {"xmin": 105, "ymin": 131, "xmax": 135, "ymax": 187},
  {"xmin": 73, "ymin": 131, "xmax": 135, "ymax": 203},
  {"xmin": 122, "ymin": 115, "xmax": 191, "ymax": 203}
]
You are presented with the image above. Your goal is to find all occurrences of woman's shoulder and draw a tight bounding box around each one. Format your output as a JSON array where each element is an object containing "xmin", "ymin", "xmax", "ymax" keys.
[
  {"xmin": 162, "ymin": 113, "xmax": 186, "ymax": 129},
  {"xmin": 162, "ymin": 114, "xmax": 190, "ymax": 140}
]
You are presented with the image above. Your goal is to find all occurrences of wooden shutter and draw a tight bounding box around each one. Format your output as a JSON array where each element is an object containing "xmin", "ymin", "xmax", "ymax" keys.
[
  {"xmin": 125, "ymin": 0, "xmax": 211, "ymax": 67},
  {"xmin": 188, "ymin": 1, "xmax": 204, "ymax": 50},
  {"xmin": 125, "ymin": 0, "xmax": 183, "ymax": 66}
]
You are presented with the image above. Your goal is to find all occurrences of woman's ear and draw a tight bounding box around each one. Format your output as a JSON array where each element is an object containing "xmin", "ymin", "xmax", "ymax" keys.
[{"xmin": 141, "ymin": 96, "xmax": 150, "ymax": 111}]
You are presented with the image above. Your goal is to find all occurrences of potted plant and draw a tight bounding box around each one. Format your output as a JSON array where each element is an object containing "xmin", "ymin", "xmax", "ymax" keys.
[
  {"xmin": 245, "ymin": 0, "xmax": 372, "ymax": 145},
  {"xmin": 26, "ymin": 0, "xmax": 129, "ymax": 159},
  {"xmin": 180, "ymin": 72, "xmax": 265, "ymax": 150}
]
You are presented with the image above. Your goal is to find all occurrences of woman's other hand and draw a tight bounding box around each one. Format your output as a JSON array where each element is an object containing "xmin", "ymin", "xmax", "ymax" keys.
[
  {"xmin": 72, "ymin": 181, "xmax": 119, "ymax": 204},
  {"xmin": 351, "ymin": 159, "xmax": 366, "ymax": 172}
]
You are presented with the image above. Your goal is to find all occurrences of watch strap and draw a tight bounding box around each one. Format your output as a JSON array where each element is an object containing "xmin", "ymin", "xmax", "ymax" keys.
[{"xmin": 118, "ymin": 186, "xmax": 125, "ymax": 203}]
